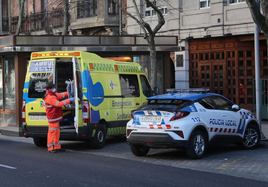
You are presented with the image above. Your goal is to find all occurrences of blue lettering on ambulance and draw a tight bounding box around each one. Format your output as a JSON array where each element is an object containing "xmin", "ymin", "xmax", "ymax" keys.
[{"xmin": 29, "ymin": 60, "xmax": 54, "ymax": 72}]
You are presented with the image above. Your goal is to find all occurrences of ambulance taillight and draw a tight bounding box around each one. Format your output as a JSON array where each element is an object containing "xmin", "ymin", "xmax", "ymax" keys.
[
  {"xmin": 22, "ymin": 100, "xmax": 26, "ymax": 123},
  {"xmin": 82, "ymin": 100, "xmax": 90, "ymax": 123}
]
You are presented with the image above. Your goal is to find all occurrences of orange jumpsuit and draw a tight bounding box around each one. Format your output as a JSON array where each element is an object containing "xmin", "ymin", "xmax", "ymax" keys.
[{"xmin": 44, "ymin": 90, "xmax": 71, "ymax": 151}]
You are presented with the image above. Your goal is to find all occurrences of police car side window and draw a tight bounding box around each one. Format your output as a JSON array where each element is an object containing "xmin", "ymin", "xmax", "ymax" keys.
[
  {"xmin": 120, "ymin": 74, "xmax": 140, "ymax": 97},
  {"xmin": 212, "ymin": 96, "xmax": 233, "ymax": 110},
  {"xmin": 198, "ymin": 97, "xmax": 215, "ymax": 109}
]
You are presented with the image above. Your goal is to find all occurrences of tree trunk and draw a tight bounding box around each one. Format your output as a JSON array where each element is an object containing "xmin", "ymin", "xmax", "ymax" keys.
[
  {"xmin": 15, "ymin": 0, "xmax": 25, "ymax": 35},
  {"xmin": 62, "ymin": 0, "xmax": 69, "ymax": 35},
  {"xmin": 148, "ymin": 36, "xmax": 157, "ymax": 90}
]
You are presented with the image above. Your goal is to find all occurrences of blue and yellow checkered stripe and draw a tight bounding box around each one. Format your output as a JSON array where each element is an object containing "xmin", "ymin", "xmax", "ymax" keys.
[
  {"xmin": 107, "ymin": 127, "xmax": 126, "ymax": 135},
  {"xmin": 83, "ymin": 63, "xmax": 144, "ymax": 73}
]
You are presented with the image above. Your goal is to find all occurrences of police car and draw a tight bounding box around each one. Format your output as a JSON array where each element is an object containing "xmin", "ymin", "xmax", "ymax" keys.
[{"xmin": 126, "ymin": 90, "xmax": 261, "ymax": 159}]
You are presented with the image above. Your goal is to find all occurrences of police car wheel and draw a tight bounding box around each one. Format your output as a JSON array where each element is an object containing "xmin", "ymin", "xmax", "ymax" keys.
[
  {"xmin": 130, "ymin": 145, "xmax": 150, "ymax": 156},
  {"xmin": 238, "ymin": 124, "xmax": 260, "ymax": 149},
  {"xmin": 33, "ymin": 137, "xmax": 47, "ymax": 147},
  {"xmin": 90, "ymin": 126, "xmax": 106, "ymax": 149},
  {"xmin": 186, "ymin": 131, "xmax": 206, "ymax": 159}
]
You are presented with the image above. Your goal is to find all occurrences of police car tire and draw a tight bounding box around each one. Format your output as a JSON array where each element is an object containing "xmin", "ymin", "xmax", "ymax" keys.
[
  {"xmin": 33, "ymin": 137, "xmax": 47, "ymax": 147},
  {"xmin": 90, "ymin": 125, "xmax": 106, "ymax": 149},
  {"xmin": 237, "ymin": 124, "xmax": 260, "ymax": 150},
  {"xmin": 186, "ymin": 131, "xmax": 206, "ymax": 159},
  {"xmin": 130, "ymin": 145, "xmax": 150, "ymax": 156}
]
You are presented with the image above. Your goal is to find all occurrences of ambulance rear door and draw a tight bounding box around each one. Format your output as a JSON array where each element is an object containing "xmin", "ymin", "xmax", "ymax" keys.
[
  {"xmin": 72, "ymin": 57, "xmax": 83, "ymax": 134},
  {"xmin": 25, "ymin": 59, "xmax": 55, "ymax": 126}
]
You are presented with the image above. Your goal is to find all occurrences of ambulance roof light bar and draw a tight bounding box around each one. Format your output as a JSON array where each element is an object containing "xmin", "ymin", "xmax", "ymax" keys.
[
  {"xmin": 166, "ymin": 88, "xmax": 210, "ymax": 93},
  {"xmin": 32, "ymin": 52, "xmax": 80, "ymax": 58},
  {"xmin": 103, "ymin": 56, "xmax": 132, "ymax": 62}
]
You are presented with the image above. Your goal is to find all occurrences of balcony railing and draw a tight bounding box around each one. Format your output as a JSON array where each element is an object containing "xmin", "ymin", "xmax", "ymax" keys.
[{"xmin": 10, "ymin": 8, "xmax": 64, "ymax": 34}]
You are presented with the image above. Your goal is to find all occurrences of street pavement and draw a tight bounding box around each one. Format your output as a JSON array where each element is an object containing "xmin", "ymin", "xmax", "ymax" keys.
[
  {"xmin": 1, "ymin": 121, "xmax": 268, "ymax": 183},
  {"xmin": 261, "ymin": 120, "xmax": 268, "ymax": 140}
]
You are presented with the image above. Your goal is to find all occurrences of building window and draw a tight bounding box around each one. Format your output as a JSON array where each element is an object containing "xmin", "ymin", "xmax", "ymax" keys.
[
  {"xmin": 145, "ymin": 1, "xmax": 167, "ymax": 17},
  {"xmin": 108, "ymin": 0, "xmax": 116, "ymax": 15},
  {"xmin": 4, "ymin": 57, "xmax": 15, "ymax": 110},
  {"xmin": 229, "ymin": 0, "xmax": 245, "ymax": 4},
  {"xmin": 200, "ymin": 0, "xmax": 210, "ymax": 9},
  {"xmin": 77, "ymin": 0, "xmax": 98, "ymax": 19}
]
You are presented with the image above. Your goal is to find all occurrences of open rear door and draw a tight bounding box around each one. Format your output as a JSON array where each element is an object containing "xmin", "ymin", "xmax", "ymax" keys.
[{"xmin": 72, "ymin": 56, "xmax": 81, "ymax": 134}]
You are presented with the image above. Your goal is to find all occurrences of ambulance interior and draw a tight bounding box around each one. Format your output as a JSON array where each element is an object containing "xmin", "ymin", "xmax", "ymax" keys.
[{"xmin": 55, "ymin": 60, "xmax": 76, "ymax": 129}]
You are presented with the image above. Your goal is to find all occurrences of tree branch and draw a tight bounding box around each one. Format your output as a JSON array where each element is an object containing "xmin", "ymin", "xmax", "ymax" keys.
[
  {"xmin": 246, "ymin": 0, "xmax": 268, "ymax": 32},
  {"xmin": 145, "ymin": 0, "xmax": 165, "ymax": 36}
]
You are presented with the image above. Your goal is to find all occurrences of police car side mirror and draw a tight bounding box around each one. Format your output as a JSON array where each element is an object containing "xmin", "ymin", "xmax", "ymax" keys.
[
  {"xmin": 232, "ymin": 104, "xmax": 240, "ymax": 111},
  {"xmin": 153, "ymin": 87, "xmax": 159, "ymax": 95}
]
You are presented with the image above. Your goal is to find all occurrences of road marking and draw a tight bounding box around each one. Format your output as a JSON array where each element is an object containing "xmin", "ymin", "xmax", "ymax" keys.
[
  {"xmin": 215, "ymin": 158, "xmax": 242, "ymax": 170},
  {"xmin": 0, "ymin": 164, "xmax": 17, "ymax": 170}
]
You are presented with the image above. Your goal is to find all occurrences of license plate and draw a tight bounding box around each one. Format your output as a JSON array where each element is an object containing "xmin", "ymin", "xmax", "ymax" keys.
[
  {"xmin": 141, "ymin": 116, "xmax": 161, "ymax": 122},
  {"xmin": 30, "ymin": 116, "xmax": 47, "ymax": 121}
]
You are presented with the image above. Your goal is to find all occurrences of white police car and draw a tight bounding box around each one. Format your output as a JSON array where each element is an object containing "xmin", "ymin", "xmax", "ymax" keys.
[{"xmin": 126, "ymin": 91, "xmax": 261, "ymax": 159}]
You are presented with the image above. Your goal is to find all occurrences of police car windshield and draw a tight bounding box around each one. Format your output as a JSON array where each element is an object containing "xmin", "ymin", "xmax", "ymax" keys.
[{"xmin": 143, "ymin": 99, "xmax": 191, "ymax": 112}]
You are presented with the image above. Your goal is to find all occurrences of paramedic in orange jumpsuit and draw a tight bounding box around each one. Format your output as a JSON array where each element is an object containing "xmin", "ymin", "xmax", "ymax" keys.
[{"xmin": 44, "ymin": 82, "xmax": 74, "ymax": 153}]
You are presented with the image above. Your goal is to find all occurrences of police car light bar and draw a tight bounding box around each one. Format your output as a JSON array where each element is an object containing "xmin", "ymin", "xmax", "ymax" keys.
[{"xmin": 166, "ymin": 88, "xmax": 210, "ymax": 93}]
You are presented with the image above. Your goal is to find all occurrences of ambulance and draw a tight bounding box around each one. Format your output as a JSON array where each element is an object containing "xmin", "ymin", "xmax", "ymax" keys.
[{"xmin": 22, "ymin": 51, "xmax": 153, "ymax": 149}]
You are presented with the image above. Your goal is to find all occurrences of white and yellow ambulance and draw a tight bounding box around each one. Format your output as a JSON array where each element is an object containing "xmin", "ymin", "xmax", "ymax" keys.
[{"xmin": 22, "ymin": 51, "xmax": 153, "ymax": 148}]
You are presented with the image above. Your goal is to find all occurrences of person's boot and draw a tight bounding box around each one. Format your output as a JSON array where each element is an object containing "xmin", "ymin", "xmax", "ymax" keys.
[{"xmin": 48, "ymin": 150, "xmax": 58, "ymax": 153}]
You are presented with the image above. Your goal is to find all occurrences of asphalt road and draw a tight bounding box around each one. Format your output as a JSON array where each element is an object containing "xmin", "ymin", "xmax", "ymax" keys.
[{"xmin": 1, "ymin": 136, "xmax": 268, "ymax": 187}]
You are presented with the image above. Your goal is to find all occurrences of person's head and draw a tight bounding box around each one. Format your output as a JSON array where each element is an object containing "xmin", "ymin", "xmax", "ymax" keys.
[{"xmin": 46, "ymin": 82, "xmax": 56, "ymax": 92}]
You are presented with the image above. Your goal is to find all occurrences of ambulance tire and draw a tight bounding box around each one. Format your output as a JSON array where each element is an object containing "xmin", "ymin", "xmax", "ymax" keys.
[
  {"xmin": 237, "ymin": 124, "xmax": 260, "ymax": 150},
  {"xmin": 186, "ymin": 130, "xmax": 206, "ymax": 159},
  {"xmin": 90, "ymin": 125, "xmax": 106, "ymax": 149},
  {"xmin": 33, "ymin": 137, "xmax": 47, "ymax": 147},
  {"xmin": 130, "ymin": 145, "xmax": 150, "ymax": 156}
]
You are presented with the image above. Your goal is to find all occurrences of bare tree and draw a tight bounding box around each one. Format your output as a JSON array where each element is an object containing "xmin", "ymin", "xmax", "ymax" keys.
[
  {"xmin": 15, "ymin": 0, "xmax": 26, "ymax": 35},
  {"xmin": 246, "ymin": 0, "xmax": 268, "ymax": 46},
  {"xmin": 62, "ymin": 0, "xmax": 69, "ymax": 35},
  {"xmin": 122, "ymin": 0, "xmax": 165, "ymax": 89}
]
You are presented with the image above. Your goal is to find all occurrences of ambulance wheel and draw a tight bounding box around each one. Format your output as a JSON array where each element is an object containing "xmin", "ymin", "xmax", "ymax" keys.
[
  {"xmin": 237, "ymin": 124, "xmax": 260, "ymax": 149},
  {"xmin": 33, "ymin": 137, "xmax": 47, "ymax": 147},
  {"xmin": 90, "ymin": 125, "xmax": 106, "ymax": 149},
  {"xmin": 130, "ymin": 145, "xmax": 150, "ymax": 156},
  {"xmin": 186, "ymin": 131, "xmax": 206, "ymax": 159}
]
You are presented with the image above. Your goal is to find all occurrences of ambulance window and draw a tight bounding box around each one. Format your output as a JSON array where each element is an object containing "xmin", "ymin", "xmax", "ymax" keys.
[
  {"xmin": 76, "ymin": 70, "xmax": 83, "ymax": 100},
  {"xmin": 140, "ymin": 75, "xmax": 151, "ymax": 97},
  {"xmin": 28, "ymin": 73, "xmax": 52, "ymax": 98},
  {"xmin": 120, "ymin": 74, "xmax": 140, "ymax": 97}
]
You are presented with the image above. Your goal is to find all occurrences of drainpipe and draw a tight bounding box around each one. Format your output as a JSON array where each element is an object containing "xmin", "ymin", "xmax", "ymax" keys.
[
  {"xmin": 254, "ymin": 0, "xmax": 262, "ymax": 133},
  {"xmin": 222, "ymin": 0, "xmax": 224, "ymax": 36},
  {"xmin": 119, "ymin": 0, "xmax": 122, "ymax": 35}
]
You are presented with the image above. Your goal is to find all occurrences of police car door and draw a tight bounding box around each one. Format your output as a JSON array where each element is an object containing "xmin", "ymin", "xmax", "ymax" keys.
[
  {"xmin": 197, "ymin": 96, "xmax": 227, "ymax": 138},
  {"xmin": 211, "ymin": 96, "xmax": 240, "ymax": 134},
  {"xmin": 72, "ymin": 57, "xmax": 82, "ymax": 133}
]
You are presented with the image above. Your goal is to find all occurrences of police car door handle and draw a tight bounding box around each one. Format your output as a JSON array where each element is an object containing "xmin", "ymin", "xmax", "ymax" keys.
[
  {"xmin": 222, "ymin": 113, "xmax": 227, "ymax": 117},
  {"xmin": 136, "ymin": 103, "xmax": 140, "ymax": 105}
]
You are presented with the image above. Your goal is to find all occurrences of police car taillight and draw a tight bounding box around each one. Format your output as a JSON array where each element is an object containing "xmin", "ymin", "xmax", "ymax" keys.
[
  {"xmin": 170, "ymin": 111, "xmax": 189, "ymax": 121},
  {"xmin": 131, "ymin": 110, "xmax": 135, "ymax": 119},
  {"xmin": 82, "ymin": 100, "xmax": 90, "ymax": 123},
  {"xmin": 22, "ymin": 100, "xmax": 26, "ymax": 123}
]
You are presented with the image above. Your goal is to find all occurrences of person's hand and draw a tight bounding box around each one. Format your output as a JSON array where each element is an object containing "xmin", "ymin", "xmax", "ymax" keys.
[{"xmin": 69, "ymin": 98, "xmax": 75, "ymax": 102}]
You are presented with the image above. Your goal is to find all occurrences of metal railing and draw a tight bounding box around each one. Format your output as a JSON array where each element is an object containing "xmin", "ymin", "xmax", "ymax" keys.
[{"xmin": 10, "ymin": 8, "xmax": 64, "ymax": 34}]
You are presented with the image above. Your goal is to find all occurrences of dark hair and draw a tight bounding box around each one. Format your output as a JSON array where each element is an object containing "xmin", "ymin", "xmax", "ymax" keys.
[{"xmin": 46, "ymin": 82, "xmax": 56, "ymax": 90}]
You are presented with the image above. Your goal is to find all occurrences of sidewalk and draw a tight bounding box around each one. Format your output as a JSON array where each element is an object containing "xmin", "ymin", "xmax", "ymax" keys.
[{"xmin": 261, "ymin": 121, "xmax": 268, "ymax": 140}]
